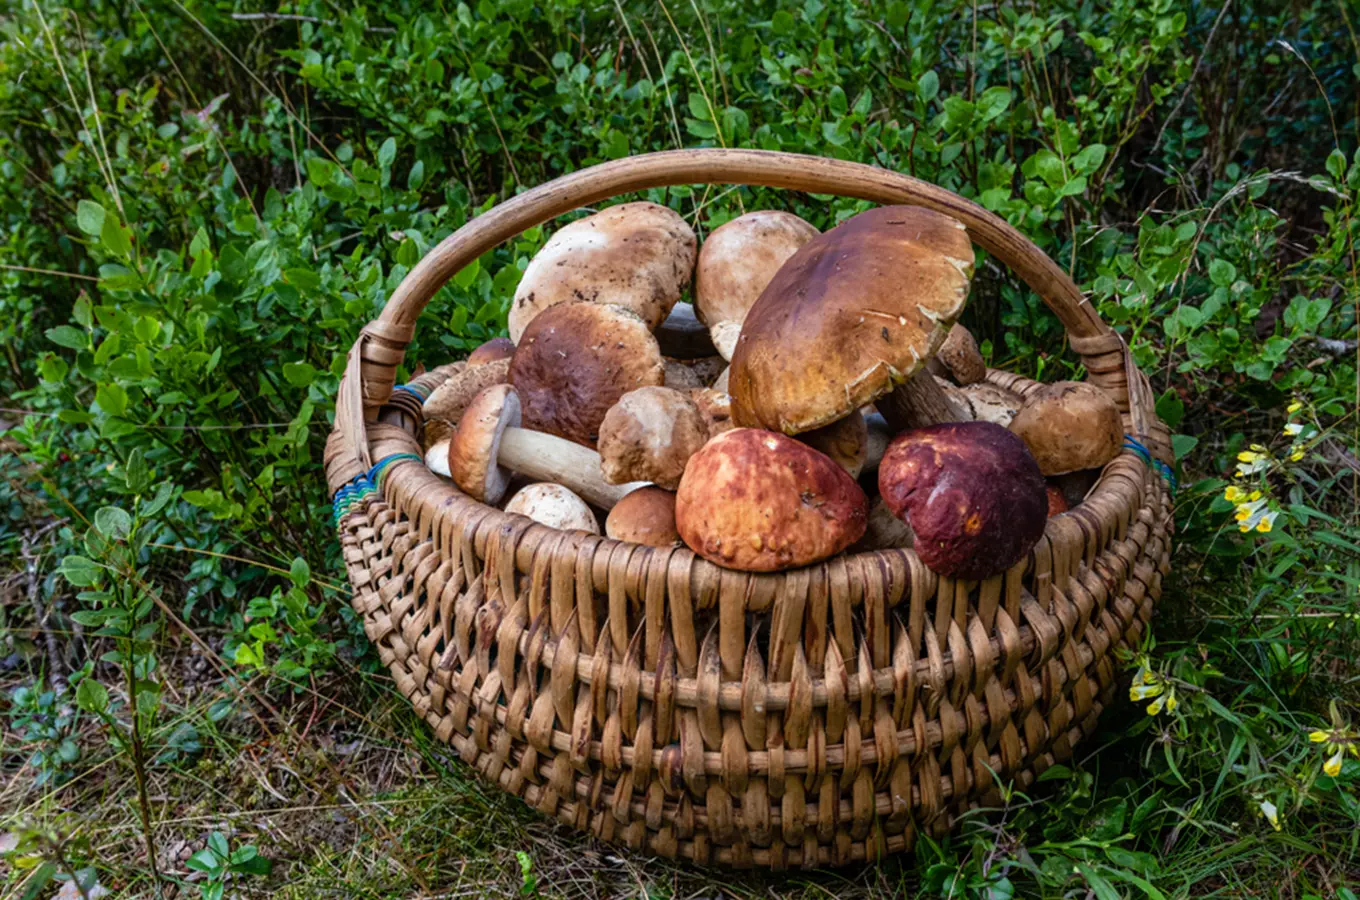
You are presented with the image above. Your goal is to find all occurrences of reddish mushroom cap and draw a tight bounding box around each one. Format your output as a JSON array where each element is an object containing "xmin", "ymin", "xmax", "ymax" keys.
[
  {"xmin": 676, "ymin": 428, "xmax": 867, "ymax": 572},
  {"xmin": 878, "ymin": 421, "xmax": 1046, "ymax": 579}
]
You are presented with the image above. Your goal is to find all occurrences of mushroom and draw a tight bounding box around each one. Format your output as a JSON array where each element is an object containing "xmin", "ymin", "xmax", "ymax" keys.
[
  {"xmin": 926, "ymin": 324, "xmax": 986, "ymax": 385},
  {"xmin": 597, "ymin": 387, "xmax": 708, "ymax": 490},
  {"xmin": 851, "ymin": 496, "xmax": 917, "ymax": 552},
  {"xmin": 729, "ymin": 206, "xmax": 973, "ymax": 436},
  {"xmin": 422, "ymin": 357, "xmax": 512, "ymax": 433},
  {"xmin": 1046, "ymin": 483, "xmax": 1069, "ymax": 517},
  {"xmin": 695, "ymin": 210, "xmax": 820, "ymax": 360},
  {"xmin": 878, "ymin": 421, "xmax": 1047, "ymax": 579},
  {"xmin": 685, "ymin": 356, "xmax": 728, "ymax": 387},
  {"xmin": 504, "ymin": 483, "xmax": 600, "ymax": 534},
  {"xmin": 675, "ymin": 428, "xmax": 868, "ymax": 572},
  {"xmin": 690, "ymin": 388, "xmax": 736, "ymax": 439},
  {"xmin": 425, "ymin": 439, "xmax": 452, "ymax": 478},
  {"xmin": 863, "ymin": 410, "xmax": 893, "ymax": 474},
  {"xmin": 449, "ymin": 384, "xmax": 645, "ymax": 508},
  {"xmin": 509, "ymin": 302, "xmax": 665, "ymax": 446},
  {"xmin": 466, "ymin": 337, "xmax": 516, "ymax": 366},
  {"xmin": 605, "ymin": 486, "xmax": 681, "ymax": 547},
  {"xmin": 796, "ymin": 410, "xmax": 869, "ymax": 478},
  {"xmin": 712, "ymin": 366, "xmax": 730, "ymax": 393},
  {"xmin": 654, "ymin": 302, "xmax": 717, "ymax": 359},
  {"xmin": 663, "ymin": 358, "xmax": 705, "ymax": 390},
  {"xmin": 1008, "ymin": 381, "xmax": 1123, "ymax": 476},
  {"xmin": 935, "ymin": 377, "xmax": 974, "ymax": 421},
  {"xmin": 508, "ymin": 202, "xmax": 696, "ymax": 342},
  {"xmin": 958, "ymin": 382, "xmax": 1024, "ymax": 427}
]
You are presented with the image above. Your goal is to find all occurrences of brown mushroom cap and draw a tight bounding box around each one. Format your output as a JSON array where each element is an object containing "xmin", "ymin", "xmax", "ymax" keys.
[
  {"xmin": 508, "ymin": 202, "xmax": 696, "ymax": 342},
  {"xmin": 1008, "ymin": 381, "xmax": 1123, "ymax": 476},
  {"xmin": 796, "ymin": 411, "xmax": 869, "ymax": 478},
  {"xmin": 605, "ymin": 486, "xmax": 680, "ymax": 547},
  {"xmin": 1046, "ymin": 482, "xmax": 1069, "ymax": 517},
  {"xmin": 676, "ymin": 428, "xmax": 868, "ymax": 572},
  {"xmin": 959, "ymin": 382, "xmax": 1024, "ymax": 427},
  {"xmin": 504, "ymin": 483, "xmax": 600, "ymax": 534},
  {"xmin": 597, "ymin": 386, "xmax": 708, "ymax": 490},
  {"xmin": 935, "ymin": 324, "xmax": 985, "ymax": 385},
  {"xmin": 690, "ymin": 388, "xmax": 736, "ymax": 439},
  {"xmin": 422, "ymin": 357, "xmax": 511, "ymax": 427},
  {"xmin": 729, "ymin": 206, "xmax": 974, "ymax": 434},
  {"xmin": 466, "ymin": 337, "xmax": 516, "ymax": 366},
  {"xmin": 509, "ymin": 302, "xmax": 665, "ymax": 446},
  {"xmin": 878, "ymin": 421, "xmax": 1046, "ymax": 579},
  {"xmin": 695, "ymin": 210, "xmax": 820, "ymax": 360},
  {"xmin": 448, "ymin": 384, "xmax": 520, "ymax": 505}
]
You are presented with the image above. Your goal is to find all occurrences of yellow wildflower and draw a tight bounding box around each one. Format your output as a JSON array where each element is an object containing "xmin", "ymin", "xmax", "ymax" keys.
[
  {"xmin": 1258, "ymin": 799, "xmax": 1281, "ymax": 830},
  {"xmin": 1224, "ymin": 486, "xmax": 1245, "ymax": 502},
  {"xmin": 1325, "ymin": 749, "xmax": 1344, "ymax": 778},
  {"xmin": 1290, "ymin": 449, "xmax": 1305, "ymax": 462}
]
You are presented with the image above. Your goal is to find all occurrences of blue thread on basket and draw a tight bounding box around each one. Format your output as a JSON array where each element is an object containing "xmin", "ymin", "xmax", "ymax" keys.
[
  {"xmin": 392, "ymin": 383, "xmax": 429, "ymax": 401},
  {"xmin": 332, "ymin": 452, "xmax": 423, "ymax": 524},
  {"xmin": 1124, "ymin": 435, "xmax": 1177, "ymax": 494}
]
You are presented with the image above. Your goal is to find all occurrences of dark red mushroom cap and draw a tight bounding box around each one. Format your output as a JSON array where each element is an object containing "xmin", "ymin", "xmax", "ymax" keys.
[{"xmin": 878, "ymin": 421, "xmax": 1046, "ymax": 580}]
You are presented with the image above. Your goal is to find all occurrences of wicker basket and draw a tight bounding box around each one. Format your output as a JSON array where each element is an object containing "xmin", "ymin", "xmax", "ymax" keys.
[{"xmin": 324, "ymin": 150, "xmax": 1174, "ymax": 869}]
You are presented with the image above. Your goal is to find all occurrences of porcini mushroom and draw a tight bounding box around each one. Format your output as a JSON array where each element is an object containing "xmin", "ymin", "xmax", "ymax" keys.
[
  {"xmin": 796, "ymin": 410, "xmax": 869, "ymax": 478},
  {"xmin": 504, "ymin": 483, "xmax": 600, "ymax": 534},
  {"xmin": 466, "ymin": 337, "xmax": 516, "ymax": 366},
  {"xmin": 675, "ymin": 428, "xmax": 868, "ymax": 572},
  {"xmin": 605, "ymin": 486, "xmax": 680, "ymax": 547},
  {"xmin": 509, "ymin": 302, "xmax": 665, "ymax": 446},
  {"xmin": 695, "ymin": 210, "xmax": 819, "ymax": 360},
  {"xmin": 863, "ymin": 410, "xmax": 893, "ymax": 474},
  {"xmin": 449, "ymin": 384, "xmax": 645, "ymax": 508},
  {"xmin": 663, "ymin": 359, "xmax": 704, "ymax": 390},
  {"xmin": 690, "ymin": 388, "xmax": 736, "ymax": 439},
  {"xmin": 729, "ymin": 206, "xmax": 974, "ymax": 435},
  {"xmin": 508, "ymin": 202, "xmax": 696, "ymax": 342},
  {"xmin": 422, "ymin": 357, "xmax": 512, "ymax": 432},
  {"xmin": 958, "ymin": 382, "xmax": 1024, "ymax": 427},
  {"xmin": 597, "ymin": 386, "xmax": 708, "ymax": 490},
  {"xmin": 1045, "ymin": 483, "xmax": 1069, "ymax": 517},
  {"xmin": 878, "ymin": 421, "xmax": 1047, "ymax": 579},
  {"xmin": 927, "ymin": 324, "xmax": 986, "ymax": 385},
  {"xmin": 1008, "ymin": 381, "xmax": 1123, "ymax": 476},
  {"xmin": 425, "ymin": 439, "xmax": 451, "ymax": 477}
]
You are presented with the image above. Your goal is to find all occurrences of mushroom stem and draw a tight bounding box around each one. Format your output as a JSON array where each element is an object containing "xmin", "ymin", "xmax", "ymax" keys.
[
  {"xmin": 498, "ymin": 427, "xmax": 646, "ymax": 509},
  {"xmin": 875, "ymin": 372, "xmax": 969, "ymax": 432}
]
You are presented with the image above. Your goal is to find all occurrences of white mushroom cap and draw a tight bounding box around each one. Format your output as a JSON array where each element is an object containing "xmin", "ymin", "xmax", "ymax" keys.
[
  {"xmin": 504, "ymin": 483, "xmax": 600, "ymax": 534},
  {"xmin": 508, "ymin": 202, "xmax": 696, "ymax": 342},
  {"xmin": 959, "ymin": 382, "xmax": 1024, "ymax": 427},
  {"xmin": 695, "ymin": 211, "xmax": 819, "ymax": 361},
  {"xmin": 597, "ymin": 386, "xmax": 708, "ymax": 490},
  {"xmin": 448, "ymin": 384, "xmax": 520, "ymax": 504},
  {"xmin": 422, "ymin": 357, "xmax": 511, "ymax": 428},
  {"xmin": 425, "ymin": 439, "xmax": 451, "ymax": 478}
]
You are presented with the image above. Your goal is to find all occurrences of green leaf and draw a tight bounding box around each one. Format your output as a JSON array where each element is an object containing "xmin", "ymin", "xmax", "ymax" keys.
[
  {"xmin": 96, "ymin": 382, "xmax": 129, "ymax": 417},
  {"xmin": 76, "ymin": 678, "xmax": 110, "ymax": 714},
  {"xmin": 282, "ymin": 361, "xmax": 317, "ymax": 387},
  {"xmin": 284, "ymin": 267, "xmax": 321, "ymax": 292},
  {"xmin": 306, "ymin": 156, "xmax": 336, "ymax": 187},
  {"xmin": 1072, "ymin": 143, "xmax": 1107, "ymax": 174},
  {"xmin": 233, "ymin": 854, "xmax": 272, "ymax": 875},
  {"xmin": 1171, "ymin": 434, "xmax": 1198, "ymax": 460},
  {"xmin": 134, "ymin": 316, "xmax": 161, "ymax": 343},
  {"xmin": 407, "ymin": 159, "xmax": 425, "ymax": 190},
  {"xmin": 46, "ymin": 325, "xmax": 88, "ymax": 350},
  {"xmin": 289, "ymin": 557, "xmax": 311, "ymax": 589},
  {"xmin": 94, "ymin": 506, "xmax": 132, "ymax": 540},
  {"xmin": 189, "ymin": 225, "xmax": 211, "ymax": 257},
  {"xmin": 60, "ymin": 555, "xmax": 102, "ymax": 588},
  {"xmin": 771, "ymin": 9, "xmax": 795, "ymax": 34},
  {"xmin": 828, "ymin": 85, "xmax": 848, "ymax": 117},
  {"xmin": 917, "ymin": 70, "xmax": 939, "ymax": 102},
  {"xmin": 101, "ymin": 212, "xmax": 132, "ymax": 257},
  {"xmin": 1208, "ymin": 258, "xmax": 1236, "ymax": 287},
  {"xmin": 1155, "ymin": 388, "xmax": 1185, "ymax": 428},
  {"xmin": 208, "ymin": 832, "xmax": 230, "ymax": 859},
  {"xmin": 687, "ymin": 92, "xmax": 711, "ymax": 121},
  {"xmin": 1327, "ymin": 148, "xmax": 1346, "ymax": 181},
  {"xmin": 185, "ymin": 848, "xmax": 222, "ymax": 874},
  {"xmin": 77, "ymin": 200, "xmax": 106, "ymax": 236},
  {"xmin": 378, "ymin": 137, "xmax": 397, "ymax": 168},
  {"xmin": 219, "ymin": 245, "xmax": 248, "ymax": 283}
]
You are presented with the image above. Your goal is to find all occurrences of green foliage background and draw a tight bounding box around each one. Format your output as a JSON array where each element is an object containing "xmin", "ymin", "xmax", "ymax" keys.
[{"xmin": 1, "ymin": 0, "xmax": 1358, "ymax": 896}]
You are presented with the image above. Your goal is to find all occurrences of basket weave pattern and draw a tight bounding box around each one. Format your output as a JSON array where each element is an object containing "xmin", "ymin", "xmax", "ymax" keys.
[{"xmin": 324, "ymin": 151, "xmax": 1174, "ymax": 868}]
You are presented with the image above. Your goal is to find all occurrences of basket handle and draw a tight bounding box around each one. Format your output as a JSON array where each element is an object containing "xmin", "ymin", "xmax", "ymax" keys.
[{"xmin": 338, "ymin": 149, "xmax": 1148, "ymax": 468}]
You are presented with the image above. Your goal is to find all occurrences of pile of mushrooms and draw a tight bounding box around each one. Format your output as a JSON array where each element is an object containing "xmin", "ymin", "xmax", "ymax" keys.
[{"xmin": 416, "ymin": 201, "xmax": 1125, "ymax": 578}]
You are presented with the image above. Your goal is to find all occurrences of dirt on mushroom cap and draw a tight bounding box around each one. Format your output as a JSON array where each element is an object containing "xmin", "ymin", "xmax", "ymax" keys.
[{"xmin": 729, "ymin": 205, "xmax": 975, "ymax": 435}]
